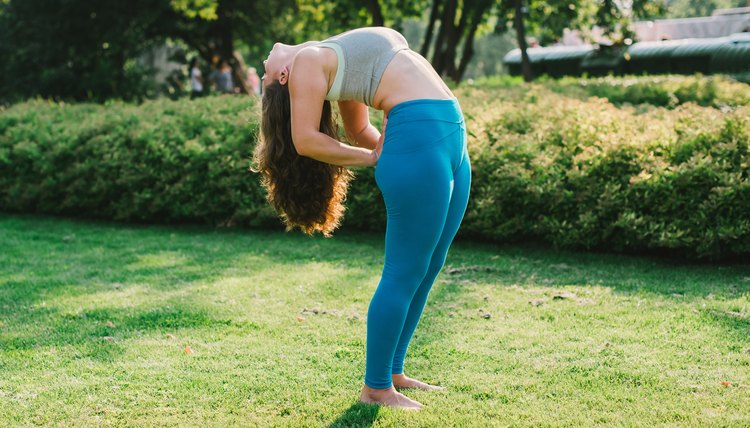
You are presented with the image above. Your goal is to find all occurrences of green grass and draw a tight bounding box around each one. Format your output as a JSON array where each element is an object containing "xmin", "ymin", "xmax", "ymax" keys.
[{"xmin": 1, "ymin": 214, "xmax": 749, "ymax": 427}]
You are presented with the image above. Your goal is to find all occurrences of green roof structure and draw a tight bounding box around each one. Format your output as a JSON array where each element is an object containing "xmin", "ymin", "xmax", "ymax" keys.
[
  {"xmin": 503, "ymin": 33, "xmax": 750, "ymax": 77},
  {"xmin": 710, "ymin": 33, "xmax": 750, "ymax": 73},
  {"xmin": 503, "ymin": 45, "xmax": 593, "ymax": 77}
]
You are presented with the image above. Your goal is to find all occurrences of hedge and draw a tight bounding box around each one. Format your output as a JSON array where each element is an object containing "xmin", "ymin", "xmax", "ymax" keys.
[
  {"xmin": 454, "ymin": 84, "xmax": 750, "ymax": 260},
  {"xmin": 0, "ymin": 97, "xmax": 277, "ymax": 228},
  {"xmin": 559, "ymin": 75, "xmax": 750, "ymax": 109},
  {"xmin": 1, "ymin": 77, "xmax": 749, "ymax": 260}
]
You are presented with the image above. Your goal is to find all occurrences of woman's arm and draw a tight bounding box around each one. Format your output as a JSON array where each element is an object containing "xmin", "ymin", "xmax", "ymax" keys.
[
  {"xmin": 338, "ymin": 101, "xmax": 382, "ymax": 150},
  {"xmin": 289, "ymin": 49, "xmax": 377, "ymax": 167}
]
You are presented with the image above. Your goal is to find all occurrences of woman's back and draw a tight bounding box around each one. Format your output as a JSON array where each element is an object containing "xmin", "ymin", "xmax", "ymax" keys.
[
  {"xmin": 374, "ymin": 48, "xmax": 454, "ymax": 114},
  {"xmin": 316, "ymin": 27, "xmax": 409, "ymax": 106},
  {"xmin": 304, "ymin": 27, "xmax": 453, "ymax": 114}
]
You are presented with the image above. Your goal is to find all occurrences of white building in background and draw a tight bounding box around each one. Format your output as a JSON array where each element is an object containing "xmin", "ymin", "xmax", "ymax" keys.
[
  {"xmin": 561, "ymin": 7, "xmax": 750, "ymax": 46},
  {"xmin": 635, "ymin": 7, "xmax": 750, "ymax": 41}
]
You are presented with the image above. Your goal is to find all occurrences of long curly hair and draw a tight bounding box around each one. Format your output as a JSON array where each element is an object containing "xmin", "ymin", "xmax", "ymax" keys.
[{"xmin": 251, "ymin": 80, "xmax": 353, "ymax": 236}]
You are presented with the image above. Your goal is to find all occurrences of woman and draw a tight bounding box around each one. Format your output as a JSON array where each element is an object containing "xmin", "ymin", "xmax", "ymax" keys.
[{"xmin": 253, "ymin": 27, "xmax": 471, "ymax": 410}]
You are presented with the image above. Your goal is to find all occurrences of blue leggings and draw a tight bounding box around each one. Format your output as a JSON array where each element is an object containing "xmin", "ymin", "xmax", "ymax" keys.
[{"xmin": 365, "ymin": 98, "xmax": 471, "ymax": 389}]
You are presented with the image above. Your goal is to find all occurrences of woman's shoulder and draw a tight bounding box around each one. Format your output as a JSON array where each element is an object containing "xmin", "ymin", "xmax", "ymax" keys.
[
  {"xmin": 292, "ymin": 45, "xmax": 330, "ymax": 70},
  {"xmin": 289, "ymin": 47, "xmax": 333, "ymax": 95}
]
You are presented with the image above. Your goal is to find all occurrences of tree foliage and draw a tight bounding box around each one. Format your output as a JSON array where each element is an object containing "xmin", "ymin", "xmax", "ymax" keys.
[
  {"xmin": 0, "ymin": 0, "xmax": 297, "ymax": 101},
  {"xmin": 0, "ymin": 0, "xmax": 176, "ymax": 102},
  {"xmin": 170, "ymin": 0, "xmax": 219, "ymax": 20},
  {"xmin": 0, "ymin": 0, "xmax": 687, "ymax": 101}
]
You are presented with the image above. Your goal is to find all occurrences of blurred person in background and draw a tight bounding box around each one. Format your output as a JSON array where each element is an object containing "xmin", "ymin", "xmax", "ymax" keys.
[
  {"xmin": 212, "ymin": 58, "xmax": 234, "ymax": 94},
  {"xmin": 189, "ymin": 57, "xmax": 203, "ymax": 99},
  {"xmin": 246, "ymin": 67, "xmax": 261, "ymax": 96}
]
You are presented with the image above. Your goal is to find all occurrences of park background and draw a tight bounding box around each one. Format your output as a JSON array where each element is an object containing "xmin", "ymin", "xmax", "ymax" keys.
[{"xmin": 1, "ymin": 0, "xmax": 749, "ymax": 426}]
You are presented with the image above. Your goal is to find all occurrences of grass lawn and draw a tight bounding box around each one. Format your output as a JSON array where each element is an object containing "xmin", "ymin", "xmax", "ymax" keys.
[{"xmin": 1, "ymin": 214, "xmax": 749, "ymax": 427}]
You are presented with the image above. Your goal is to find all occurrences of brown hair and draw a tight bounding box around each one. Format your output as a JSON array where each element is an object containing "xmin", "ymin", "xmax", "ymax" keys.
[{"xmin": 251, "ymin": 80, "xmax": 353, "ymax": 236}]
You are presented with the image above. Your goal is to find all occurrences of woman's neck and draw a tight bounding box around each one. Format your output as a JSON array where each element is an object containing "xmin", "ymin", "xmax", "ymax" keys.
[{"xmin": 291, "ymin": 41, "xmax": 319, "ymax": 53}]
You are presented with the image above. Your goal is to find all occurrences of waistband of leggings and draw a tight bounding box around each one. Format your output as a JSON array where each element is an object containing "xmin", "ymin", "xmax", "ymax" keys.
[{"xmin": 386, "ymin": 97, "xmax": 464, "ymax": 124}]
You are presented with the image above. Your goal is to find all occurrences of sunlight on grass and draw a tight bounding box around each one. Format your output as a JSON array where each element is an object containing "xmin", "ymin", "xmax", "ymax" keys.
[{"xmin": 125, "ymin": 252, "xmax": 190, "ymax": 270}]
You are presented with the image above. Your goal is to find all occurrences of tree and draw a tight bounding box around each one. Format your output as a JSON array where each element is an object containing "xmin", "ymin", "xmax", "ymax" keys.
[
  {"xmin": 0, "ymin": 0, "xmax": 178, "ymax": 102},
  {"xmin": 513, "ymin": 0, "xmax": 532, "ymax": 82},
  {"xmin": 164, "ymin": 0, "xmax": 298, "ymax": 95},
  {"xmin": 0, "ymin": 0, "xmax": 297, "ymax": 101},
  {"xmin": 0, "ymin": 0, "xmax": 676, "ymax": 100},
  {"xmin": 416, "ymin": 0, "xmax": 497, "ymax": 83}
]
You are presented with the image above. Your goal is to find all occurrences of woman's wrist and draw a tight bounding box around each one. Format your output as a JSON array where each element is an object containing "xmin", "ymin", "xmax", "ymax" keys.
[{"xmin": 369, "ymin": 148, "xmax": 379, "ymax": 166}]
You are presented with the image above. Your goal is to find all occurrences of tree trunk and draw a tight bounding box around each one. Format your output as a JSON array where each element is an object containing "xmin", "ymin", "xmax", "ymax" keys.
[
  {"xmin": 215, "ymin": 3, "xmax": 233, "ymax": 62},
  {"xmin": 421, "ymin": 0, "xmax": 441, "ymax": 57},
  {"xmin": 442, "ymin": 1, "xmax": 468, "ymax": 79},
  {"xmin": 213, "ymin": 2, "xmax": 250, "ymax": 94},
  {"xmin": 454, "ymin": 3, "xmax": 486, "ymax": 83},
  {"xmin": 432, "ymin": 0, "xmax": 457, "ymax": 76},
  {"xmin": 513, "ymin": 0, "xmax": 532, "ymax": 82},
  {"xmin": 366, "ymin": 0, "xmax": 385, "ymax": 27}
]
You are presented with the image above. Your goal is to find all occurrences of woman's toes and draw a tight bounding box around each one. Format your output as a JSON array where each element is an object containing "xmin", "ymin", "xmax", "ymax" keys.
[
  {"xmin": 359, "ymin": 388, "xmax": 423, "ymax": 410},
  {"xmin": 394, "ymin": 392, "xmax": 423, "ymax": 409},
  {"xmin": 393, "ymin": 376, "xmax": 446, "ymax": 391}
]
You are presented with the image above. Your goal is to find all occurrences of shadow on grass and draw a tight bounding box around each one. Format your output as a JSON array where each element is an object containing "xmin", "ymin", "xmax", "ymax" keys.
[
  {"xmin": 1, "ymin": 218, "xmax": 288, "ymax": 305},
  {"xmin": 0, "ymin": 213, "xmax": 376, "ymax": 308},
  {"xmin": 4, "ymin": 213, "xmax": 748, "ymax": 303},
  {"xmin": 327, "ymin": 401, "xmax": 380, "ymax": 428},
  {"xmin": 2, "ymin": 213, "xmax": 749, "ymax": 357},
  {"xmin": 0, "ymin": 303, "xmax": 259, "ymax": 361},
  {"xmin": 701, "ymin": 307, "xmax": 750, "ymax": 342},
  {"xmin": 441, "ymin": 238, "xmax": 750, "ymax": 300},
  {"xmin": 0, "ymin": 214, "xmax": 378, "ymax": 363},
  {"xmin": 381, "ymin": 237, "xmax": 750, "ymax": 364}
]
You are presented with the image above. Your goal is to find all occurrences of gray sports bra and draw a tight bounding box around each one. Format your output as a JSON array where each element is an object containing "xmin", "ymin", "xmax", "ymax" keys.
[{"xmin": 315, "ymin": 27, "xmax": 410, "ymax": 106}]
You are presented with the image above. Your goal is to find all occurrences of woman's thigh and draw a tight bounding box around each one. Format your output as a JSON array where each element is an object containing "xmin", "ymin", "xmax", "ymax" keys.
[{"xmin": 375, "ymin": 147, "xmax": 454, "ymax": 289}]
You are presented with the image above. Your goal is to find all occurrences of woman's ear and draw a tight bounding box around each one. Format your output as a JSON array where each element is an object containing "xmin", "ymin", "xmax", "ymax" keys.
[{"xmin": 279, "ymin": 66, "xmax": 290, "ymax": 86}]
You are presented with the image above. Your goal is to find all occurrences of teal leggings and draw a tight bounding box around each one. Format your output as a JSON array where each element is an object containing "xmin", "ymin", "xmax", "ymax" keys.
[{"xmin": 365, "ymin": 98, "xmax": 471, "ymax": 389}]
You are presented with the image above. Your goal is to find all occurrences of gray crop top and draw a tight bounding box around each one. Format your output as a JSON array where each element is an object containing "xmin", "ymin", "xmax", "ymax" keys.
[{"xmin": 315, "ymin": 27, "xmax": 410, "ymax": 106}]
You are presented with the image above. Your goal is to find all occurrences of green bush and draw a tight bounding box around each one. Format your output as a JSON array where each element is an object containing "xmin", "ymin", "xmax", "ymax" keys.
[
  {"xmin": 553, "ymin": 75, "xmax": 750, "ymax": 109},
  {"xmin": 0, "ymin": 96, "xmax": 277, "ymax": 228},
  {"xmin": 453, "ymin": 86, "xmax": 750, "ymax": 259},
  {"xmin": 1, "ymin": 78, "xmax": 749, "ymax": 260}
]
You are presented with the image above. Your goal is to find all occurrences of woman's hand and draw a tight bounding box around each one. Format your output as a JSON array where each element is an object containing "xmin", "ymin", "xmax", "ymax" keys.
[{"xmin": 372, "ymin": 114, "xmax": 388, "ymax": 166}]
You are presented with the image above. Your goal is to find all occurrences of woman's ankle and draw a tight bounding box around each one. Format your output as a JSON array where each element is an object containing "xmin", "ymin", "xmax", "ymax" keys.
[{"xmin": 363, "ymin": 384, "xmax": 395, "ymax": 394}]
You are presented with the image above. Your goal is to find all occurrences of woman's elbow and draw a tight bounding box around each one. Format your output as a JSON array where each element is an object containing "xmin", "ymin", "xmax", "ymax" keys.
[
  {"xmin": 291, "ymin": 133, "xmax": 312, "ymax": 157},
  {"xmin": 293, "ymin": 142, "xmax": 309, "ymax": 157}
]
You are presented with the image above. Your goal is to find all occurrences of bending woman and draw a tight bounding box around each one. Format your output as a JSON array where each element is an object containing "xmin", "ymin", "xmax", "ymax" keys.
[{"xmin": 253, "ymin": 26, "xmax": 471, "ymax": 410}]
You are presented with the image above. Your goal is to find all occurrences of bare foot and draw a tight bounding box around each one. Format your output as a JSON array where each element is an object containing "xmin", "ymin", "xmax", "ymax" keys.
[
  {"xmin": 392, "ymin": 373, "xmax": 446, "ymax": 391},
  {"xmin": 359, "ymin": 385, "xmax": 423, "ymax": 410}
]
